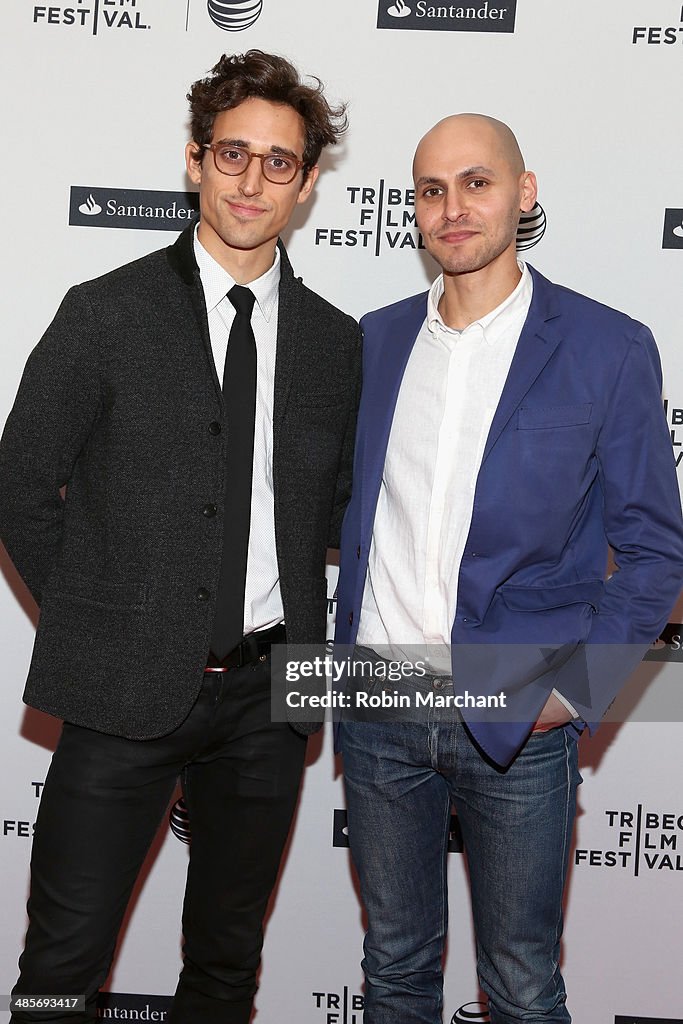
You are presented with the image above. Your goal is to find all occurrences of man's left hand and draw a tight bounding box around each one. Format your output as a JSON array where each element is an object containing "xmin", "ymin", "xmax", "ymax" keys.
[{"xmin": 532, "ymin": 692, "xmax": 575, "ymax": 732}]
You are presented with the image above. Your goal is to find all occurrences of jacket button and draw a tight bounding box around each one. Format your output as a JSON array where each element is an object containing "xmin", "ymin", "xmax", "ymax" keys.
[
  {"xmin": 202, "ymin": 504, "xmax": 217, "ymax": 518},
  {"xmin": 208, "ymin": 421, "xmax": 222, "ymax": 435},
  {"xmin": 348, "ymin": 611, "xmax": 353, "ymax": 625},
  {"xmin": 196, "ymin": 587, "xmax": 211, "ymax": 602},
  {"xmin": 356, "ymin": 545, "xmax": 361, "ymax": 559}
]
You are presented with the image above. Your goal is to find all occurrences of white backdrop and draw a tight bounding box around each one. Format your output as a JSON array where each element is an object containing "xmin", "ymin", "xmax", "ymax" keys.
[{"xmin": 1, "ymin": 2, "xmax": 682, "ymax": 1022}]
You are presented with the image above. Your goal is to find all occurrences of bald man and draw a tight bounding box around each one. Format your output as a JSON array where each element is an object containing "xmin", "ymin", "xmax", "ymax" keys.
[{"xmin": 334, "ymin": 114, "xmax": 683, "ymax": 1022}]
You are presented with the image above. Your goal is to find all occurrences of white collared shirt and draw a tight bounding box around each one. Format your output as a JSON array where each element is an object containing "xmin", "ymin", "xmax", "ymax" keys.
[
  {"xmin": 194, "ymin": 225, "xmax": 283, "ymax": 634},
  {"xmin": 358, "ymin": 263, "xmax": 533, "ymax": 673}
]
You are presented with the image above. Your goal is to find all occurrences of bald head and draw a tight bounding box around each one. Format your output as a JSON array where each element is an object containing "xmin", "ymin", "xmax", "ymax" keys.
[
  {"xmin": 414, "ymin": 113, "xmax": 525, "ymax": 178},
  {"xmin": 412, "ymin": 111, "xmax": 537, "ymax": 283}
]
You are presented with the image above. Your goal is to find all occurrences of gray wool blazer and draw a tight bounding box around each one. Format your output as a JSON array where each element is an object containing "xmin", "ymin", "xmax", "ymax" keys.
[{"xmin": 0, "ymin": 224, "xmax": 361, "ymax": 739}]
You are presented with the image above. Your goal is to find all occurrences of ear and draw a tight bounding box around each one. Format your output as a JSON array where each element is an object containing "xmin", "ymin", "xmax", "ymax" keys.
[
  {"xmin": 520, "ymin": 170, "xmax": 538, "ymax": 213},
  {"xmin": 296, "ymin": 164, "xmax": 319, "ymax": 205},
  {"xmin": 185, "ymin": 142, "xmax": 204, "ymax": 186}
]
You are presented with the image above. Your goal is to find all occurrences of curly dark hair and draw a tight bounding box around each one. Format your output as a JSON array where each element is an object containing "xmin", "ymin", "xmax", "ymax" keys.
[{"xmin": 187, "ymin": 50, "xmax": 348, "ymax": 175}]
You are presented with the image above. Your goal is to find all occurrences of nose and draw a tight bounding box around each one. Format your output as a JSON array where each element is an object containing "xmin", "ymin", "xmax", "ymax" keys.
[
  {"xmin": 237, "ymin": 153, "xmax": 264, "ymax": 197},
  {"xmin": 442, "ymin": 188, "xmax": 468, "ymax": 223}
]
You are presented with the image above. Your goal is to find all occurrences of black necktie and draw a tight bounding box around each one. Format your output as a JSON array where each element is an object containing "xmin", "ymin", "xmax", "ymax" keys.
[{"xmin": 211, "ymin": 285, "xmax": 257, "ymax": 660}]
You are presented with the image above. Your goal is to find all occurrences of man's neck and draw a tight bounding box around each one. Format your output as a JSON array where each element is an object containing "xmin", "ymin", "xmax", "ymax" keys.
[
  {"xmin": 439, "ymin": 256, "xmax": 522, "ymax": 331},
  {"xmin": 196, "ymin": 223, "xmax": 277, "ymax": 284}
]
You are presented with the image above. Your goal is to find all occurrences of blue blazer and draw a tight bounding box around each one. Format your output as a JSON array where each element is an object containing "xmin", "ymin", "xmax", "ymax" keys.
[{"xmin": 335, "ymin": 266, "xmax": 683, "ymax": 766}]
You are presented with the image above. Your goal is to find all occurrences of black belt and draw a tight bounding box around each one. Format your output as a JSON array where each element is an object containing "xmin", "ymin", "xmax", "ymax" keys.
[{"xmin": 206, "ymin": 623, "xmax": 286, "ymax": 673}]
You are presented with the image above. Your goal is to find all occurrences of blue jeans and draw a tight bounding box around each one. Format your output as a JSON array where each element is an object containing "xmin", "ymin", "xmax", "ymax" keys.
[{"xmin": 340, "ymin": 677, "xmax": 580, "ymax": 1024}]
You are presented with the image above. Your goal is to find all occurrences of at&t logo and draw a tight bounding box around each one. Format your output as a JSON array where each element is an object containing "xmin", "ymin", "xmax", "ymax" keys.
[
  {"xmin": 451, "ymin": 1002, "xmax": 490, "ymax": 1024},
  {"xmin": 169, "ymin": 798, "xmax": 191, "ymax": 843},
  {"xmin": 206, "ymin": 0, "xmax": 263, "ymax": 31}
]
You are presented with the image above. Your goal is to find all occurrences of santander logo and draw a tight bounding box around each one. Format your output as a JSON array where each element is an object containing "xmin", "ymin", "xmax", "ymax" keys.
[
  {"xmin": 387, "ymin": 0, "xmax": 411, "ymax": 16},
  {"xmin": 78, "ymin": 193, "xmax": 102, "ymax": 216}
]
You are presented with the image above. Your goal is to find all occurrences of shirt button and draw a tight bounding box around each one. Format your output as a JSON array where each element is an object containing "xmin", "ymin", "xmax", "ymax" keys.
[
  {"xmin": 208, "ymin": 421, "xmax": 222, "ymax": 435},
  {"xmin": 196, "ymin": 587, "xmax": 211, "ymax": 602},
  {"xmin": 202, "ymin": 504, "xmax": 217, "ymax": 518}
]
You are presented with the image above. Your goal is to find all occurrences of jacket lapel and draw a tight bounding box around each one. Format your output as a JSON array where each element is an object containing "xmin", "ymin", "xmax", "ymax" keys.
[
  {"xmin": 359, "ymin": 295, "xmax": 427, "ymax": 538},
  {"xmin": 482, "ymin": 266, "xmax": 563, "ymax": 463},
  {"xmin": 272, "ymin": 240, "xmax": 299, "ymax": 446},
  {"xmin": 167, "ymin": 221, "xmax": 223, "ymax": 407}
]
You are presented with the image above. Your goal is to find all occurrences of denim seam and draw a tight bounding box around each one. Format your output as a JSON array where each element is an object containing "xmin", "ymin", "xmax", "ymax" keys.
[
  {"xmin": 438, "ymin": 788, "xmax": 451, "ymax": 1008},
  {"xmin": 551, "ymin": 730, "xmax": 573, "ymax": 975}
]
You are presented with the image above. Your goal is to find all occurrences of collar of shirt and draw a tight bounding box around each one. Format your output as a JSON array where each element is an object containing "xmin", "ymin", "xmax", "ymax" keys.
[
  {"xmin": 192, "ymin": 221, "xmax": 281, "ymax": 322},
  {"xmin": 426, "ymin": 260, "xmax": 532, "ymax": 348}
]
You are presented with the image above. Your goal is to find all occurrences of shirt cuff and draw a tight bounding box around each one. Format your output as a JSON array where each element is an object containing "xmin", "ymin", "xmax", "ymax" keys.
[{"xmin": 551, "ymin": 687, "xmax": 580, "ymax": 720}]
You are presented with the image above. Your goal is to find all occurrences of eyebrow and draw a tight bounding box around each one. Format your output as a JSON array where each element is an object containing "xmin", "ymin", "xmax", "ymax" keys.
[
  {"xmin": 214, "ymin": 137, "xmax": 301, "ymax": 160},
  {"xmin": 415, "ymin": 165, "xmax": 496, "ymax": 187}
]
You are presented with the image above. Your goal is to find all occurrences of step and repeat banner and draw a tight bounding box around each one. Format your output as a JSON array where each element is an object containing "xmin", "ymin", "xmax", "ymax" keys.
[{"xmin": 1, "ymin": 1, "xmax": 682, "ymax": 1022}]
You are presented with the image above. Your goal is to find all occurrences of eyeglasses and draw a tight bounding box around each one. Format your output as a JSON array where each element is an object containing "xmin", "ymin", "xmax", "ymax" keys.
[{"xmin": 202, "ymin": 143, "xmax": 305, "ymax": 185}]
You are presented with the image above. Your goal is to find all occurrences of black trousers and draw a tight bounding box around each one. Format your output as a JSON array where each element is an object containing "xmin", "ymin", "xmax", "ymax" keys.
[{"xmin": 11, "ymin": 659, "xmax": 307, "ymax": 1024}]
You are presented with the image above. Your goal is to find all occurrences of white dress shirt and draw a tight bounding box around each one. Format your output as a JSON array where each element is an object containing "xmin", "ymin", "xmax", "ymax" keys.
[
  {"xmin": 358, "ymin": 264, "xmax": 533, "ymax": 674},
  {"xmin": 358, "ymin": 263, "xmax": 579, "ymax": 717},
  {"xmin": 194, "ymin": 226, "xmax": 283, "ymax": 634}
]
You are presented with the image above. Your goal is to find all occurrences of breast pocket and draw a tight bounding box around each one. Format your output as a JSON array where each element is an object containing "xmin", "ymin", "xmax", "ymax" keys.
[{"xmin": 517, "ymin": 403, "xmax": 593, "ymax": 430}]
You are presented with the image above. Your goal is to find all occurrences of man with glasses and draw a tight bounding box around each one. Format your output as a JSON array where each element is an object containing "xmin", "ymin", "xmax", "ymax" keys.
[{"xmin": 0, "ymin": 50, "xmax": 360, "ymax": 1024}]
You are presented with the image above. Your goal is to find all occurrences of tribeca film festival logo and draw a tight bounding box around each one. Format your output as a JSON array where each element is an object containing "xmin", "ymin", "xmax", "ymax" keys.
[
  {"xmin": 311, "ymin": 990, "xmax": 490, "ymax": 1024},
  {"xmin": 314, "ymin": 183, "xmax": 545, "ymax": 257},
  {"xmin": 69, "ymin": 186, "xmax": 199, "ymax": 231},
  {"xmin": 33, "ymin": 0, "xmax": 151, "ymax": 34},
  {"xmin": 378, "ymin": 0, "xmax": 517, "ymax": 33},
  {"xmin": 312, "ymin": 987, "xmax": 364, "ymax": 1024},
  {"xmin": 663, "ymin": 398, "xmax": 683, "ymax": 471},
  {"xmin": 2, "ymin": 780, "xmax": 43, "ymax": 840},
  {"xmin": 632, "ymin": 3, "xmax": 683, "ymax": 45},
  {"xmin": 575, "ymin": 806, "xmax": 683, "ymax": 875},
  {"xmin": 96, "ymin": 991, "xmax": 172, "ymax": 1020},
  {"xmin": 332, "ymin": 808, "xmax": 464, "ymax": 853},
  {"xmin": 662, "ymin": 209, "xmax": 683, "ymax": 250}
]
